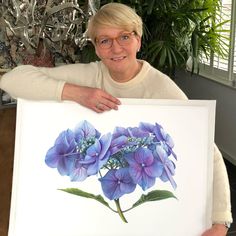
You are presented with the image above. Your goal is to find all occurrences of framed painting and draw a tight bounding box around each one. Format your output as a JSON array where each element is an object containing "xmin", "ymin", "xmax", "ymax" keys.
[{"xmin": 8, "ymin": 98, "xmax": 216, "ymax": 236}]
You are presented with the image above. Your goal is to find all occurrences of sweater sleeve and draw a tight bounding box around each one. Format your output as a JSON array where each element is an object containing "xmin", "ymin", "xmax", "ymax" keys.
[
  {"xmin": 0, "ymin": 62, "xmax": 99, "ymax": 101},
  {"xmin": 212, "ymin": 145, "xmax": 233, "ymax": 224},
  {"xmin": 0, "ymin": 65, "xmax": 65, "ymax": 100}
]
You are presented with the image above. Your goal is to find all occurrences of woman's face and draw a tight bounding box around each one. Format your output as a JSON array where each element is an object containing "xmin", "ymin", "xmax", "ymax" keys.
[{"xmin": 94, "ymin": 27, "xmax": 141, "ymax": 77}]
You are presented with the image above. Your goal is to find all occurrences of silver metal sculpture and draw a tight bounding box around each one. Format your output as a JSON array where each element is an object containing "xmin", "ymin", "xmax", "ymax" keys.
[{"xmin": 0, "ymin": 0, "xmax": 100, "ymax": 66}]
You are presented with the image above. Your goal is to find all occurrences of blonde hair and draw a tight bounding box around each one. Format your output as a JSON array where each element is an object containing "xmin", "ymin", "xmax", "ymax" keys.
[{"xmin": 87, "ymin": 3, "xmax": 143, "ymax": 43}]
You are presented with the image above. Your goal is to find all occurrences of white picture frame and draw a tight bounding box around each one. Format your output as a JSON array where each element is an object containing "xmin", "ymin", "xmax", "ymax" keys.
[{"xmin": 8, "ymin": 98, "xmax": 216, "ymax": 236}]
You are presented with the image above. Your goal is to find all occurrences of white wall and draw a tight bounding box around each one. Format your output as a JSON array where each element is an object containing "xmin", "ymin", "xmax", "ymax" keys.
[{"xmin": 175, "ymin": 70, "xmax": 236, "ymax": 165}]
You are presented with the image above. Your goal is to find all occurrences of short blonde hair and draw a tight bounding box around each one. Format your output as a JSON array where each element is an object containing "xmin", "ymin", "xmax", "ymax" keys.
[{"xmin": 87, "ymin": 3, "xmax": 143, "ymax": 43}]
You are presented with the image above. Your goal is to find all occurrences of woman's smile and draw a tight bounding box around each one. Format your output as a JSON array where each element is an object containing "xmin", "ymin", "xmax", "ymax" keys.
[{"xmin": 110, "ymin": 56, "xmax": 126, "ymax": 61}]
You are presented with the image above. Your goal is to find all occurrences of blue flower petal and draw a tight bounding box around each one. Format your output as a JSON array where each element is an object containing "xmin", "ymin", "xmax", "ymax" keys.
[
  {"xmin": 70, "ymin": 164, "xmax": 88, "ymax": 181},
  {"xmin": 86, "ymin": 140, "xmax": 101, "ymax": 157},
  {"xmin": 139, "ymin": 122, "xmax": 155, "ymax": 133},
  {"xmin": 82, "ymin": 133, "xmax": 112, "ymax": 176},
  {"xmin": 125, "ymin": 148, "xmax": 162, "ymax": 191},
  {"xmin": 144, "ymin": 160, "xmax": 163, "ymax": 178},
  {"xmin": 45, "ymin": 129, "xmax": 77, "ymax": 175},
  {"xmin": 45, "ymin": 147, "xmax": 60, "ymax": 168},
  {"xmin": 57, "ymin": 155, "xmax": 75, "ymax": 176},
  {"xmin": 112, "ymin": 127, "xmax": 129, "ymax": 138},
  {"xmin": 99, "ymin": 133, "xmax": 112, "ymax": 159},
  {"xmin": 116, "ymin": 168, "xmax": 136, "ymax": 194},
  {"xmin": 128, "ymin": 164, "xmax": 142, "ymax": 183},
  {"xmin": 109, "ymin": 135, "xmax": 128, "ymax": 155},
  {"xmin": 160, "ymin": 166, "xmax": 177, "ymax": 189},
  {"xmin": 155, "ymin": 145, "xmax": 177, "ymax": 189},
  {"xmin": 128, "ymin": 127, "xmax": 149, "ymax": 139},
  {"xmin": 139, "ymin": 174, "xmax": 156, "ymax": 191},
  {"xmin": 100, "ymin": 168, "xmax": 136, "ymax": 200},
  {"xmin": 74, "ymin": 120, "xmax": 101, "ymax": 142},
  {"xmin": 134, "ymin": 148, "xmax": 154, "ymax": 165},
  {"xmin": 99, "ymin": 170, "xmax": 121, "ymax": 200}
]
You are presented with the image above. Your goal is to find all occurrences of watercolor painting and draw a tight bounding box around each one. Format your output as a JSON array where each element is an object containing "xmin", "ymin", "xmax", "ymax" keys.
[
  {"xmin": 45, "ymin": 120, "xmax": 177, "ymax": 223},
  {"xmin": 8, "ymin": 98, "xmax": 216, "ymax": 236}
]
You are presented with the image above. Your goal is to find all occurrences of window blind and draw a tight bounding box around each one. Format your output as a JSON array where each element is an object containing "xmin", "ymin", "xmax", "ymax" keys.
[{"xmin": 200, "ymin": 0, "xmax": 236, "ymax": 85}]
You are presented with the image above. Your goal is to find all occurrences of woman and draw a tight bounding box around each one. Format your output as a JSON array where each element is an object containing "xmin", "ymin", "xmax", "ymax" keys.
[{"xmin": 0, "ymin": 3, "xmax": 232, "ymax": 235}]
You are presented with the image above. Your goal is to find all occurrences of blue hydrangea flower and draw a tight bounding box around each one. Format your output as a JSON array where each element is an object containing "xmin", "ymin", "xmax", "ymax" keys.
[
  {"xmin": 125, "ymin": 147, "xmax": 163, "ymax": 191},
  {"xmin": 112, "ymin": 126, "xmax": 150, "ymax": 140},
  {"xmin": 45, "ymin": 120, "xmax": 178, "ymax": 204},
  {"xmin": 109, "ymin": 135, "xmax": 128, "ymax": 155},
  {"xmin": 110, "ymin": 126, "xmax": 151, "ymax": 154},
  {"xmin": 99, "ymin": 168, "xmax": 136, "ymax": 200},
  {"xmin": 80, "ymin": 133, "xmax": 112, "ymax": 176},
  {"xmin": 74, "ymin": 120, "xmax": 101, "ymax": 153},
  {"xmin": 139, "ymin": 122, "xmax": 176, "ymax": 159},
  {"xmin": 154, "ymin": 145, "xmax": 177, "ymax": 189},
  {"xmin": 45, "ymin": 129, "xmax": 78, "ymax": 176},
  {"xmin": 74, "ymin": 120, "xmax": 101, "ymax": 142}
]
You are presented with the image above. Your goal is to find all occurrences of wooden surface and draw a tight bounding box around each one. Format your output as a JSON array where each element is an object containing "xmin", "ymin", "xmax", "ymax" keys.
[{"xmin": 0, "ymin": 107, "xmax": 16, "ymax": 236}]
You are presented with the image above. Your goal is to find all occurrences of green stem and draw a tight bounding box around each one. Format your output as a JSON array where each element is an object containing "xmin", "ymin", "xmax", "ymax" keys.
[{"xmin": 114, "ymin": 199, "xmax": 128, "ymax": 223}]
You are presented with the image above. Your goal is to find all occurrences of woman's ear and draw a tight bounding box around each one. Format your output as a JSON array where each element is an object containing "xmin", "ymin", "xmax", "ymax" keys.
[{"xmin": 136, "ymin": 36, "xmax": 141, "ymax": 52}]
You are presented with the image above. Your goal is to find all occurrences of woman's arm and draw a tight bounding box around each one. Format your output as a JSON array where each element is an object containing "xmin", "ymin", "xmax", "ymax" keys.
[
  {"xmin": 0, "ymin": 65, "xmax": 66, "ymax": 100},
  {"xmin": 0, "ymin": 63, "xmax": 101, "ymax": 100},
  {"xmin": 212, "ymin": 145, "xmax": 232, "ymax": 223},
  {"xmin": 0, "ymin": 63, "xmax": 121, "ymax": 111}
]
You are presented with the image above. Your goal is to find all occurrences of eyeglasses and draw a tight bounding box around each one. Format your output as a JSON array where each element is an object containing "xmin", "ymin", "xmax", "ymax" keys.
[{"xmin": 95, "ymin": 32, "xmax": 136, "ymax": 49}]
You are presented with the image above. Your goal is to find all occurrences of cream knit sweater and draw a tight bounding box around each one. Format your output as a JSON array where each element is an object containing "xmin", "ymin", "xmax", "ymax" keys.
[{"xmin": 0, "ymin": 60, "xmax": 232, "ymax": 224}]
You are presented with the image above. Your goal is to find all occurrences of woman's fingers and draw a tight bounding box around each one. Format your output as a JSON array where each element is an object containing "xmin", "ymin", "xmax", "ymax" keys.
[
  {"xmin": 62, "ymin": 83, "xmax": 121, "ymax": 113},
  {"xmin": 90, "ymin": 90, "xmax": 120, "ymax": 112},
  {"xmin": 98, "ymin": 96, "xmax": 121, "ymax": 111}
]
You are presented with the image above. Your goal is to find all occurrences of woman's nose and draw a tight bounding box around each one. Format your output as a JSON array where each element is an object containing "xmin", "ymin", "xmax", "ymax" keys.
[{"xmin": 110, "ymin": 39, "xmax": 123, "ymax": 53}]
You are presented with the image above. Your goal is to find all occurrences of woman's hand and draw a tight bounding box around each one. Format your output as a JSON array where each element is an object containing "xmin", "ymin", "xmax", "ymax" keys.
[
  {"xmin": 62, "ymin": 83, "xmax": 121, "ymax": 113},
  {"xmin": 202, "ymin": 224, "xmax": 228, "ymax": 236}
]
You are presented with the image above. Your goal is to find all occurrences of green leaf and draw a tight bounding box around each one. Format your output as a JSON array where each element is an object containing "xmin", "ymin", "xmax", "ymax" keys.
[
  {"xmin": 147, "ymin": 0, "xmax": 155, "ymax": 15},
  {"xmin": 59, "ymin": 188, "xmax": 114, "ymax": 211},
  {"xmin": 132, "ymin": 190, "xmax": 177, "ymax": 208},
  {"xmin": 159, "ymin": 46, "xmax": 167, "ymax": 67}
]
